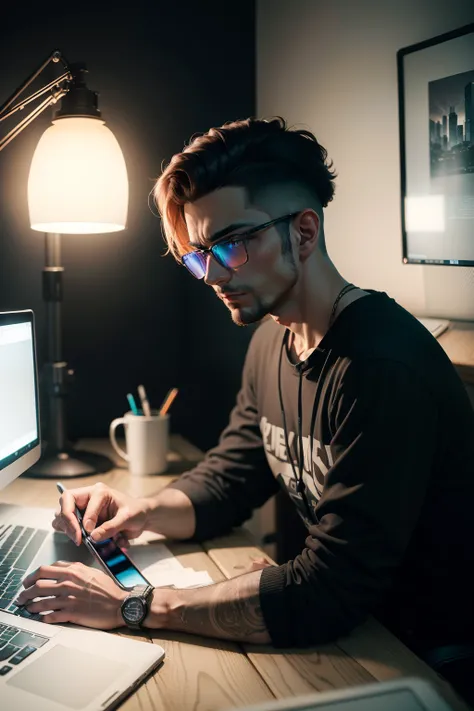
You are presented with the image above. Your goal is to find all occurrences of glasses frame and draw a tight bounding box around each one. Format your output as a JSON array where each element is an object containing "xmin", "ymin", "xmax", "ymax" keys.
[{"xmin": 181, "ymin": 211, "xmax": 300, "ymax": 279}]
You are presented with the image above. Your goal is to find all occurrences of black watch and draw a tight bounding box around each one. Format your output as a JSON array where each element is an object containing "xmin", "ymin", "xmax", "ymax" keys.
[{"xmin": 120, "ymin": 584, "xmax": 154, "ymax": 630}]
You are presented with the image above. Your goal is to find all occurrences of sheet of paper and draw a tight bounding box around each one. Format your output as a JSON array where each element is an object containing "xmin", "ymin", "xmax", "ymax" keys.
[
  {"xmin": 127, "ymin": 547, "xmax": 214, "ymax": 588},
  {"xmin": 127, "ymin": 540, "xmax": 182, "ymax": 574},
  {"xmin": 162, "ymin": 568, "xmax": 214, "ymax": 588},
  {"xmin": 127, "ymin": 530, "xmax": 214, "ymax": 587}
]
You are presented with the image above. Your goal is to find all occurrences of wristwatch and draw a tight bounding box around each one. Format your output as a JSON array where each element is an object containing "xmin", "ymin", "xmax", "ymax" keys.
[{"xmin": 120, "ymin": 584, "xmax": 154, "ymax": 630}]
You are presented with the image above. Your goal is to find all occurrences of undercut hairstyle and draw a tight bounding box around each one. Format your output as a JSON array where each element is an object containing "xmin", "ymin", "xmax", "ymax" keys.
[{"xmin": 153, "ymin": 116, "xmax": 337, "ymax": 260}]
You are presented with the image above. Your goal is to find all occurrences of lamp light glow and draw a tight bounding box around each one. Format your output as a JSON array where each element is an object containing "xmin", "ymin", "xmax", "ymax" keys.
[{"xmin": 28, "ymin": 117, "xmax": 128, "ymax": 234}]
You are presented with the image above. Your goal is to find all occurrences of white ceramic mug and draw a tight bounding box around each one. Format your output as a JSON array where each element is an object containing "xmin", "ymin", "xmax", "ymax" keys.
[{"xmin": 109, "ymin": 410, "xmax": 169, "ymax": 475}]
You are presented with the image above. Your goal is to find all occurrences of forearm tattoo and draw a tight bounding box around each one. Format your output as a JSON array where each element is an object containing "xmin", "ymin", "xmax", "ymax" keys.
[{"xmin": 176, "ymin": 570, "xmax": 271, "ymax": 644}]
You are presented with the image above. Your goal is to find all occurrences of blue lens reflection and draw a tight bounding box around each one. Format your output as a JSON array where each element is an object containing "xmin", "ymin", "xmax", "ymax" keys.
[
  {"xmin": 213, "ymin": 241, "xmax": 245, "ymax": 268},
  {"xmin": 183, "ymin": 252, "xmax": 206, "ymax": 278}
]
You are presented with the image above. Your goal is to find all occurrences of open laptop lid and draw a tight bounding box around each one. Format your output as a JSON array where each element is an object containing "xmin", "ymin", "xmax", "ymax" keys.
[{"xmin": 0, "ymin": 310, "xmax": 41, "ymax": 490}]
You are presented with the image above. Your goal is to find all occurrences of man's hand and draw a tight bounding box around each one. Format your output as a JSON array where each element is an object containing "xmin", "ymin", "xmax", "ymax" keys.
[
  {"xmin": 15, "ymin": 561, "xmax": 127, "ymax": 629},
  {"xmin": 53, "ymin": 482, "xmax": 151, "ymax": 546}
]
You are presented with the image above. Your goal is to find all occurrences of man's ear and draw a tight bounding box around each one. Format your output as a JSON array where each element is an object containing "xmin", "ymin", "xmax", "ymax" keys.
[{"xmin": 297, "ymin": 210, "xmax": 320, "ymax": 260}]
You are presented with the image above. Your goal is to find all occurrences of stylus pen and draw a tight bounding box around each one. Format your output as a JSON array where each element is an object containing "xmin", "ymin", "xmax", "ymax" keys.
[{"xmin": 56, "ymin": 481, "xmax": 86, "ymax": 543}]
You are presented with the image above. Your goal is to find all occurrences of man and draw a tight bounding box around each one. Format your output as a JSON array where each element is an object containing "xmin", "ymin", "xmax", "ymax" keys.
[{"xmin": 17, "ymin": 117, "xmax": 474, "ymax": 657}]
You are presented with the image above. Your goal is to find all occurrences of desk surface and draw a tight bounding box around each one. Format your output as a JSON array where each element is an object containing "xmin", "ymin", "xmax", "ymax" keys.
[
  {"xmin": 437, "ymin": 320, "xmax": 474, "ymax": 385},
  {"xmin": 0, "ymin": 436, "xmax": 467, "ymax": 711}
]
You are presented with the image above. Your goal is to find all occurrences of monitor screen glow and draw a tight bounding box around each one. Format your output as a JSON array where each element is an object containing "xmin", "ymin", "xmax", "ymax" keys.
[{"xmin": 0, "ymin": 311, "xmax": 40, "ymax": 489}]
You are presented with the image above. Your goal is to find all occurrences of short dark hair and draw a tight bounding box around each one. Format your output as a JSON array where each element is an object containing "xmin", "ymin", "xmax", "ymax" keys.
[{"xmin": 153, "ymin": 116, "xmax": 337, "ymax": 260}]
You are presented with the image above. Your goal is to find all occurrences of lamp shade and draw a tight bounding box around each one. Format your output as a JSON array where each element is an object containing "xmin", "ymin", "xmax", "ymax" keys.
[{"xmin": 28, "ymin": 117, "xmax": 128, "ymax": 234}]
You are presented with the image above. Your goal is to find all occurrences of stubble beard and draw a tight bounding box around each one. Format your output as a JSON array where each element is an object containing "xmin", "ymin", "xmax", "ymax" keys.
[
  {"xmin": 228, "ymin": 296, "xmax": 269, "ymax": 326},
  {"xmin": 220, "ymin": 246, "xmax": 299, "ymax": 326},
  {"xmin": 228, "ymin": 265, "xmax": 299, "ymax": 327}
]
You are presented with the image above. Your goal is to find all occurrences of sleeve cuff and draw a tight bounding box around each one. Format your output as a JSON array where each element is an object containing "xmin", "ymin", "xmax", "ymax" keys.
[
  {"xmin": 166, "ymin": 478, "xmax": 218, "ymax": 541},
  {"xmin": 259, "ymin": 563, "xmax": 294, "ymax": 647}
]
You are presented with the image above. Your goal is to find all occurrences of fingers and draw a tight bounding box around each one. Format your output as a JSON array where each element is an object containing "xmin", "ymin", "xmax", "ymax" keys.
[
  {"xmin": 41, "ymin": 610, "xmax": 71, "ymax": 624},
  {"xmin": 55, "ymin": 484, "xmax": 135, "ymax": 546},
  {"xmin": 18, "ymin": 561, "xmax": 85, "ymax": 607},
  {"xmin": 57, "ymin": 486, "xmax": 96, "ymax": 545},
  {"xmin": 20, "ymin": 595, "xmax": 73, "ymax": 614},
  {"xmin": 52, "ymin": 512, "xmax": 80, "ymax": 546},
  {"xmin": 16, "ymin": 579, "xmax": 80, "ymax": 606},
  {"xmin": 55, "ymin": 484, "xmax": 112, "ymax": 545},
  {"xmin": 82, "ymin": 484, "xmax": 112, "ymax": 536},
  {"xmin": 22, "ymin": 561, "xmax": 77, "ymax": 589},
  {"xmin": 89, "ymin": 509, "xmax": 129, "ymax": 543},
  {"xmin": 114, "ymin": 533, "xmax": 129, "ymax": 550},
  {"xmin": 21, "ymin": 595, "xmax": 75, "ymax": 625}
]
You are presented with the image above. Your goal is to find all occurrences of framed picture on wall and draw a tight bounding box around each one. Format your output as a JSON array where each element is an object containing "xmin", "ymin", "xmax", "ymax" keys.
[{"xmin": 397, "ymin": 23, "xmax": 474, "ymax": 267}]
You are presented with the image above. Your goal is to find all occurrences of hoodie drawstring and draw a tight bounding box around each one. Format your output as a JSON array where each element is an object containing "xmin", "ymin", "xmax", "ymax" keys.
[{"xmin": 278, "ymin": 333, "xmax": 314, "ymax": 522}]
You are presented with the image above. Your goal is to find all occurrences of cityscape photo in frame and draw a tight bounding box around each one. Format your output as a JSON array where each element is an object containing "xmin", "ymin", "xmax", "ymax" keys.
[{"xmin": 398, "ymin": 23, "xmax": 474, "ymax": 266}]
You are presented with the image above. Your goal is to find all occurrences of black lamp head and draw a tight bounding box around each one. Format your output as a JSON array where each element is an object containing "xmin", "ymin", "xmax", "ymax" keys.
[{"xmin": 53, "ymin": 63, "xmax": 101, "ymax": 120}]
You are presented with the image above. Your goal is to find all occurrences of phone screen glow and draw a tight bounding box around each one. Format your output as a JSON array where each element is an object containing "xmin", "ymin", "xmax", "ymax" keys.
[{"xmin": 89, "ymin": 536, "xmax": 149, "ymax": 588}]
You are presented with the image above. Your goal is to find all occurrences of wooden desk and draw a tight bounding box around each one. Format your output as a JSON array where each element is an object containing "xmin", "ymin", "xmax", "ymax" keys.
[
  {"xmin": 438, "ymin": 320, "xmax": 474, "ymax": 386},
  {"xmin": 0, "ymin": 436, "xmax": 468, "ymax": 711}
]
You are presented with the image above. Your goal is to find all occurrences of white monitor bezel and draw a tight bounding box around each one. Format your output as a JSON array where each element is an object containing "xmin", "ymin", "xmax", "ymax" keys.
[{"xmin": 0, "ymin": 310, "xmax": 41, "ymax": 490}]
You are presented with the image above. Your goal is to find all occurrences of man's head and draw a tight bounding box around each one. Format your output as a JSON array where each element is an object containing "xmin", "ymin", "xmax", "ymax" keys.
[{"xmin": 153, "ymin": 117, "xmax": 337, "ymax": 325}]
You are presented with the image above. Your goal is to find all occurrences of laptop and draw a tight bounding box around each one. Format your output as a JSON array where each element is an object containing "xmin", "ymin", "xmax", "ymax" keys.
[
  {"xmin": 239, "ymin": 677, "xmax": 459, "ymax": 711},
  {"xmin": 0, "ymin": 310, "xmax": 165, "ymax": 711}
]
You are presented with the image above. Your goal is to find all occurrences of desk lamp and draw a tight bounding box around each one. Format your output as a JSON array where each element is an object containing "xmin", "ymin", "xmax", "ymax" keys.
[{"xmin": 0, "ymin": 50, "xmax": 129, "ymax": 477}]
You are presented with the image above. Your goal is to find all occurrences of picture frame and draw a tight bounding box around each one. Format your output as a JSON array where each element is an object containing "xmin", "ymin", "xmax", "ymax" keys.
[{"xmin": 397, "ymin": 23, "xmax": 474, "ymax": 267}]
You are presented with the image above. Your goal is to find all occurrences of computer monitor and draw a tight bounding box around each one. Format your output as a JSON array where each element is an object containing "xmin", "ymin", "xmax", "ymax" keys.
[
  {"xmin": 398, "ymin": 23, "xmax": 474, "ymax": 267},
  {"xmin": 0, "ymin": 310, "xmax": 41, "ymax": 490}
]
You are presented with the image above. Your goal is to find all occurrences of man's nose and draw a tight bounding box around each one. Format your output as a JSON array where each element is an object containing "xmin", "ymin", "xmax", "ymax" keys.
[{"xmin": 204, "ymin": 253, "xmax": 231, "ymax": 286}]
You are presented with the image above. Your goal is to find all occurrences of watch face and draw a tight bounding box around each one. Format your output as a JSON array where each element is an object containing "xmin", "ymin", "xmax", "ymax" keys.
[{"xmin": 123, "ymin": 597, "xmax": 145, "ymax": 623}]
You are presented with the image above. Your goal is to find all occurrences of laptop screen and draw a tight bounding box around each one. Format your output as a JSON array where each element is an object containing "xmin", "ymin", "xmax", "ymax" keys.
[{"xmin": 0, "ymin": 311, "xmax": 40, "ymax": 485}]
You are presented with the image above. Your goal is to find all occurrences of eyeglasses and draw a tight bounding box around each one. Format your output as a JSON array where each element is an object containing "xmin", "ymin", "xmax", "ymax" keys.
[{"xmin": 181, "ymin": 211, "xmax": 300, "ymax": 279}]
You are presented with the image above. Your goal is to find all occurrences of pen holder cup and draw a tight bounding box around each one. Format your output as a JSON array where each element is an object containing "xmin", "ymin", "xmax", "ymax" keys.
[{"xmin": 109, "ymin": 410, "xmax": 169, "ymax": 476}]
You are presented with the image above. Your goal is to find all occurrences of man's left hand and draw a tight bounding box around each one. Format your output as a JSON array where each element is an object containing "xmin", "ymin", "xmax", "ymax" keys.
[{"xmin": 16, "ymin": 561, "xmax": 127, "ymax": 629}]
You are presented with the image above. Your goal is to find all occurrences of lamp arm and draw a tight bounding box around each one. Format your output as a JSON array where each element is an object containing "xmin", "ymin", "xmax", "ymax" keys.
[
  {"xmin": 0, "ymin": 71, "xmax": 71, "ymax": 123},
  {"xmin": 0, "ymin": 49, "xmax": 71, "ymax": 152},
  {"xmin": 0, "ymin": 49, "xmax": 69, "ymax": 117},
  {"xmin": 0, "ymin": 89, "xmax": 68, "ymax": 153}
]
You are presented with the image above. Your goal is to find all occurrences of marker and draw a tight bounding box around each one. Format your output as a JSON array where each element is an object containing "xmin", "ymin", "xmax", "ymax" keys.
[
  {"xmin": 127, "ymin": 392, "xmax": 140, "ymax": 415},
  {"xmin": 137, "ymin": 384, "xmax": 152, "ymax": 417},
  {"xmin": 159, "ymin": 387, "xmax": 179, "ymax": 416}
]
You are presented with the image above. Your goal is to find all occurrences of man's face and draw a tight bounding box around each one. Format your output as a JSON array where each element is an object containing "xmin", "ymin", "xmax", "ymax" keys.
[{"xmin": 183, "ymin": 186, "xmax": 299, "ymax": 326}]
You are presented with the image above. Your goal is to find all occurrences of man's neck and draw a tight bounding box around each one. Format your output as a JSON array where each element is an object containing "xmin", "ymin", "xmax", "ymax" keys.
[
  {"xmin": 287, "ymin": 332, "xmax": 316, "ymax": 363},
  {"xmin": 271, "ymin": 259, "xmax": 369, "ymax": 358},
  {"xmin": 292, "ymin": 287, "xmax": 370, "ymax": 359}
]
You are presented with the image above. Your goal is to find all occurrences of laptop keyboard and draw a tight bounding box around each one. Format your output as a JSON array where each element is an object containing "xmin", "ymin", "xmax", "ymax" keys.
[
  {"xmin": 0, "ymin": 621, "xmax": 49, "ymax": 675},
  {"xmin": 0, "ymin": 524, "xmax": 48, "ymax": 620},
  {"xmin": 0, "ymin": 525, "xmax": 53, "ymax": 676}
]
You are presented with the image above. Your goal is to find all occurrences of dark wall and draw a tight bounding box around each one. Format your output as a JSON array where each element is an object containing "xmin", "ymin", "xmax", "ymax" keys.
[{"xmin": 0, "ymin": 2, "xmax": 256, "ymax": 453}]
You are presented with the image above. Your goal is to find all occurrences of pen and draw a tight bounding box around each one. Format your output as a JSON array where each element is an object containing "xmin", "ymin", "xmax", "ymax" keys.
[
  {"xmin": 56, "ymin": 481, "xmax": 86, "ymax": 544},
  {"xmin": 137, "ymin": 384, "xmax": 152, "ymax": 417},
  {"xmin": 127, "ymin": 392, "xmax": 140, "ymax": 416},
  {"xmin": 159, "ymin": 387, "xmax": 179, "ymax": 416}
]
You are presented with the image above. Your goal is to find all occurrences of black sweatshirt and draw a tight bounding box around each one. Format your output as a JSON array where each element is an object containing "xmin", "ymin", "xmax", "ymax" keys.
[{"xmin": 169, "ymin": 290, "xmax": 474, "ymax": 652}]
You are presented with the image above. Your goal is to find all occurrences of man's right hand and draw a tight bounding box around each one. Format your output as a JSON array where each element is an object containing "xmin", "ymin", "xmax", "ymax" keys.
[{"xmin": 53, "ymin": 483, "xmax": 151, "ymax": 546}]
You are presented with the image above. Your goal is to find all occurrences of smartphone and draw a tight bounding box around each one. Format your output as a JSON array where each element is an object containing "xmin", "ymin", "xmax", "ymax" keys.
[
  {"xmin": 82, "ymin": 533, "xmax": 151, "ymax": 590},
  {"xmin": 56, "ymin": 482, "xmax": 151, "ymax": 590}
]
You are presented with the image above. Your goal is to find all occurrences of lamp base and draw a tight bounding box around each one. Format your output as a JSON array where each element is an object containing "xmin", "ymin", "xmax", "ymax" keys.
[{"xmin": 23, "ymin": 449, "xmax": 115, "ymax": 478}]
